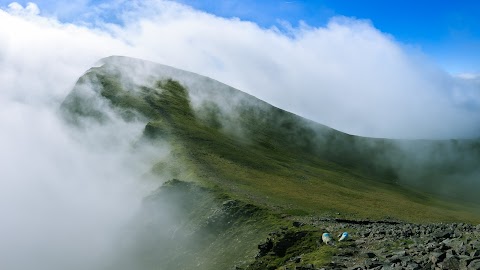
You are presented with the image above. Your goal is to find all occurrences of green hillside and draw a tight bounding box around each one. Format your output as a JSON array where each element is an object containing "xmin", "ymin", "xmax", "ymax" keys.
[{"xmin": 61, "ymin": 56, "xmax": 480, "ymax": 224}]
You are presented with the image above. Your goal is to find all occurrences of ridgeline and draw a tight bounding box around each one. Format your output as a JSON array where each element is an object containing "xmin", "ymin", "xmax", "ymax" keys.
[{"xmin": 61, "ymin": 56, "xmax": 480, "ymax": 269}]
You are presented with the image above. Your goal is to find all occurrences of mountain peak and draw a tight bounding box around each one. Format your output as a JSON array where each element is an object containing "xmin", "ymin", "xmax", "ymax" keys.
[{"xmin": 62, "ymin": 56, "xmax": 480, "ymax": 224}]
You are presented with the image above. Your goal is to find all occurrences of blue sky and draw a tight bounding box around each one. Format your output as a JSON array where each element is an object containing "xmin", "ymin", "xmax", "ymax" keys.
[
  {"xmin": 174, "ymin": 0, "xmax": 480, "ymax": 74},
  {"xmin": 1, "ymin": 0, "xmax": 479, "ymax": 74}
]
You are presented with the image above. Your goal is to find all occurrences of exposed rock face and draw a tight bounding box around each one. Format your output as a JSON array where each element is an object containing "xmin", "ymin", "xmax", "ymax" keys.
[{"xmin": 244, "ymin": 218, "xmax": 480, "ymax": 270}]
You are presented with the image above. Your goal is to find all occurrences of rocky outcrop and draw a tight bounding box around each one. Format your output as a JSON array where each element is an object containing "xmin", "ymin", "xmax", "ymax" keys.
[{"xmin": 245, "ymin": 218, "xmax": 480, "ymax": 270}]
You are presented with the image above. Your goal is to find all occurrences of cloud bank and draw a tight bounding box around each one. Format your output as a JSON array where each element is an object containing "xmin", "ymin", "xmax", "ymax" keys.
[
  {"xmin": 0, "ymin": 1, "xmax": 479, "ymax": 269},
  {"xmin": 1, "ymin": 0, "xmax": 479, "ymax": 138}
]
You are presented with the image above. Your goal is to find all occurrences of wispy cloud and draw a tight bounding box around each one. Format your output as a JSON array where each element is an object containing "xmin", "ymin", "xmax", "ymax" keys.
[{"xmin": 6, "ymin": 1, "xmax": 39, "ymax": 15}]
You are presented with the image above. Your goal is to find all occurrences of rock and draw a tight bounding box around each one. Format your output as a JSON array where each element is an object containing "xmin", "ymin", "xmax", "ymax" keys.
[
  {"xmin": 327, "ymin": 261, "xmax": 345, "ymax": 269},
  {"xmin": 468, "ymin": 259, "xmax": 480, "ymax": 269},
  {"xmin": 355, "ymin": 239, "xmax": 366, "ymax": 245},
  {"xmin": 337, "ymin": 248, "xmax": 355, "ymax": 257},
  {"xmin": 295, "ymin": 264, "xmax": 315, "ymax": 270},
  {"xmin": 363, "ymin": 259, "xmax": 382, "ymax": 269},
  {"xmin": 405, "ymin": 262, "xmax": 421, "ymax": 270},
  {"xmin": 442, "ymin": 239, "xmax": 455, "ymax": 247},
  {"xmin": 291, "ymin": 256, "xmax": 302, "ymax": 263},
  {"xmin": 439, "ymin": 256, "xmax": 460, "ymax": 269},
  {"xmin": 458, "ymin": 255, "xmax": 470, "ymax": 268},
  {"xmin": 430, "ymin": 252, "xmax": 447, "ymax": 264},
  {"xmin": 257, "ymin": 238, "xmax": 273, "ymax": 257},
  {"xmin": 364, "ymin": 252, "xmax": 377, "ymax": 258},
  {"xmin": 469, "ymin": 240, "xmax": 480, "ymax": 251},
  {"xmin": 426, "ymin": 242, "xmax": 437, "ymax": 251},
  {"xmin": 424, "ymin": 261, "xmax": 434, "ymax": 269},
  {"xmin": 403, "ymin": 229, "xmax": 414, "ymax": 238},
  {"xmin": 249, "ymin": 220, "xmax": 480, "ymax": 270},
  {"xmin": 292, "ymin": 221, "xmax": 304, "ymax": 228},
  {"xmin": 439, "ymin": 243, "xmax": 450, "ymax": 251},
  {"xmin": 446, "ymin": 249, "xmax": 457, "ymax": 258},
  {"xmin": 387, "ymin": 255, "xmax": 402, "ymax": 264},
  {"xmin": 434, "ymin": 230, "xmax": 454, "ymax": 240},
  {"xmin": 455, "ymin": 243, "xmax": 467, "ymax": 255},
  {"xmin": 471, "ymin": 250, "xmax": 480, "ymax": 258},
  {"xmin": 391, "ymin": 253, "xmax": 412, "ymax": 267}
]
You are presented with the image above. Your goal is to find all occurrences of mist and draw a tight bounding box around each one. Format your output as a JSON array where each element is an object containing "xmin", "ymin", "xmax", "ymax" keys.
[
  {"xmin": 0, "ymin": 46, "xmax": 169, "ymax": 269},
  {"xmin": 1, "ymin": 84, "xmax": 171, "ymax": 270},
  {"xmin": 2, "ymin": 1, "xmax": 479, "ymax": 139},
  {"xmin": 1, "ymin": 1, "xmax": 480, "ymax": 269}
]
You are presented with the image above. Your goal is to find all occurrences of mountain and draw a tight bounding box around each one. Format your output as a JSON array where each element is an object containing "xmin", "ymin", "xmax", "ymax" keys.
[{"xmin": 60, "ymin": 56, "xmax": 480, "ymax": 269}]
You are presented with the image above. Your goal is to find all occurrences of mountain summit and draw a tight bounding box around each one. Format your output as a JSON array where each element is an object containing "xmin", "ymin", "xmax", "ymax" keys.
[
  {"xmin": 60, "ymin": 56, "xmax": 480, "ymax": 269},
  {"xmin": 62, "ymin": 56, "xmax": 480, "ymax": 222}
]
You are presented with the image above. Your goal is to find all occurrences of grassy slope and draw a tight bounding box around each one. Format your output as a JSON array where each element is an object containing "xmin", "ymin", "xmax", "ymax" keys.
[
  {"xmin": 61, "ymin": 60, "xmax": 480, "ymax": 224},
  {"xmin": 111, "ymin": 179, "xmax": 287, "ymax": 270}
]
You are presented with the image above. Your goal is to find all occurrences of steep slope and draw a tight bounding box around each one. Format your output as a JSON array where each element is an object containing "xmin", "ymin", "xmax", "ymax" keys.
[
  {"xmin": 110, "ymin": 179, "xmax": 286, "ymax": 270},
  {"xmin": 61, "ymin": 56, "xmax": 480, "ymax": 223}
]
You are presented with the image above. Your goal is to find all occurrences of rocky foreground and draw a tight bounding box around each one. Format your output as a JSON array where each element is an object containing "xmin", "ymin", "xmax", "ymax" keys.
[{"xmin": 245, "ymin": 218, "xmax": 480, "ymax": 270}]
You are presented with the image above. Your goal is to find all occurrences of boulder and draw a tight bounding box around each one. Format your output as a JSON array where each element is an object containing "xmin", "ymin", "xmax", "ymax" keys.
[
  {"xmin": 468, "ymin": 259, "xmax": 480, "ymax": 269},
  {"xmin": 439, "ymin": 256, "xmax": 460, "ymax": 270},
  {"xmin": 434, "ymin": 230, "xmax": 454, "ymax": 240},
  {"xmin": 430, "ymin": 252, "xmax": 447, "ymax": 264}
]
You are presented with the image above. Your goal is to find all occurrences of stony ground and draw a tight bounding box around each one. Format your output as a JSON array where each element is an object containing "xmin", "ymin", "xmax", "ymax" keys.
[{"xmin": 247, "ymin": 218, "xmax": 480, "ymax": 270}]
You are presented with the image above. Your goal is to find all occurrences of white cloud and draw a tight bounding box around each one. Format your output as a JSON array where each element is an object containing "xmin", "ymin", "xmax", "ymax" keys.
[
  {"xmin": 0, "ymin": 0, "xmax": 479, "ymax": 269},
  {"xmin": 0, "ymin": 4, "xmax": 152, "ymax": 269},
  {"xmin": 456, "ymin": 73, "xmax": 480, "ymax": 80},
  {"xmin": 7, "ymin": 2, "xmax": 40, "ymax": 15},
  {"xmin": 108, "ymin": 1, "xmax": 480, "ymax": 139},
  {"xmin": 2, "ymin": 0, "xmax": 479, "ymax": 138}
]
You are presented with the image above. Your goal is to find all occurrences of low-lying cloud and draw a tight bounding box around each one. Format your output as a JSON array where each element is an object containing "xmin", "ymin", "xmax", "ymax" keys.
[
  {"xmin": 0, "ymin": 1, "xmax": 479, "ymax": 269},
  {"xmin": 1, "ymin": 0, "xmax": 479, "ymax": 138},
  {"xmin": 0, "ymin": 101, "xmax": 164, "ymax": 269}
]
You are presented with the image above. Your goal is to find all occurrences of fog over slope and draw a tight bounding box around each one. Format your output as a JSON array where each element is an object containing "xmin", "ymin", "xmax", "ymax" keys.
[
  {"xmin": 0, "ymin": 83, "xmax": 167, "ymax": 269},
  {"xmin": 1, "ymin": 1, "xmax": 479, "ymax": 269}
]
